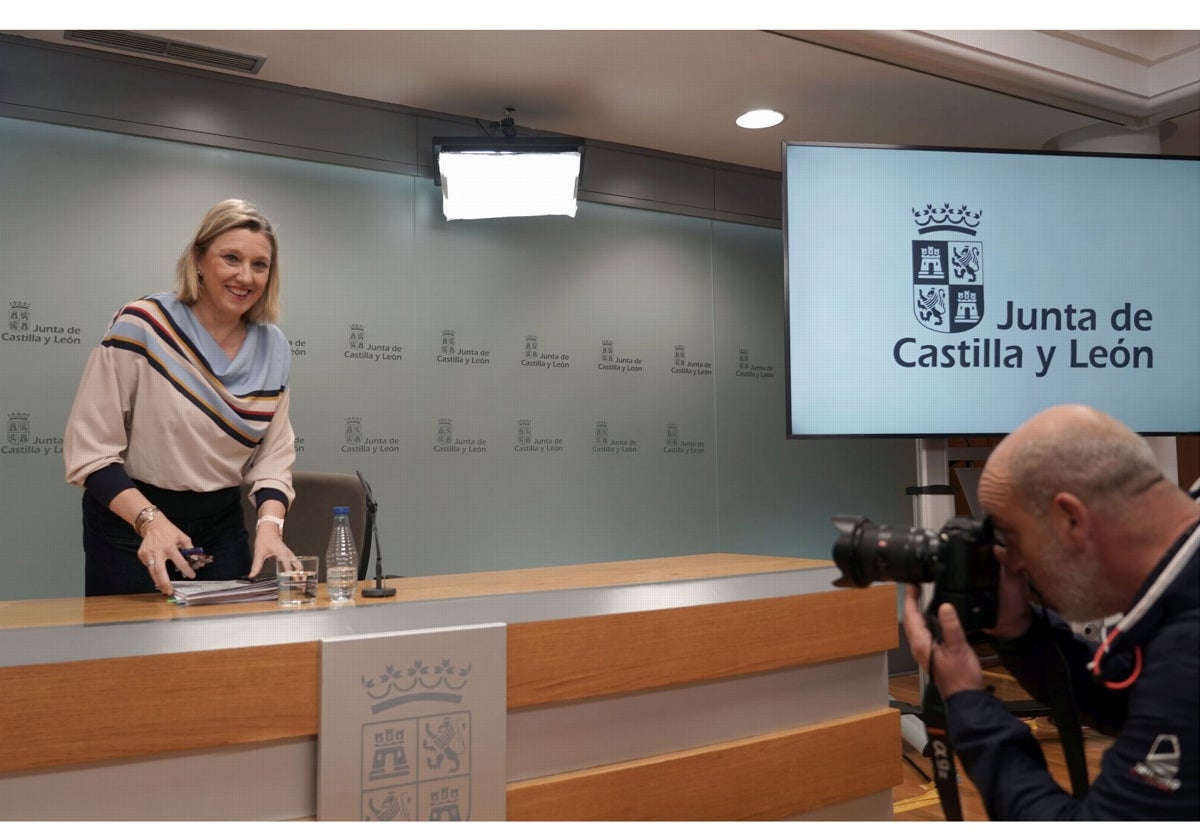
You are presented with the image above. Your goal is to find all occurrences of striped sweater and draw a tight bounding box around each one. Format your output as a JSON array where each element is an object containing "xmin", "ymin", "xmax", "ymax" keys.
[{"xmin": 64, "ymin": 293, "xmax": 295, "ymax": 509}]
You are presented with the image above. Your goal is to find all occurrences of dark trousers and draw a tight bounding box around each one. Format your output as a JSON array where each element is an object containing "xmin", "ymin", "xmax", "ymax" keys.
[{"xmin": 83, "ymin": 482, "xmax": 252, "ymax": 596}]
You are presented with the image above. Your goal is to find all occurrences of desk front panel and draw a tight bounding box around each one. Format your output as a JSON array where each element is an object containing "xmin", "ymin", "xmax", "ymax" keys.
[{"xmin": 0, "ymin": 556, "xmax": 898, "ymax": 820}]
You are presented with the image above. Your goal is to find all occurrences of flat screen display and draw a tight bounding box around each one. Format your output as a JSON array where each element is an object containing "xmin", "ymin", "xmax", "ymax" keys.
[{"xmin": 784, "ymin": 142, "xmax": 1200, "ymax": 437}]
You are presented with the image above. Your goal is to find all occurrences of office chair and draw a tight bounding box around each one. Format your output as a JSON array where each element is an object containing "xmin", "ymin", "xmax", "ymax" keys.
[{"xmin": 241, "ymin": 471, "xmax": 369, "ymax": 581}]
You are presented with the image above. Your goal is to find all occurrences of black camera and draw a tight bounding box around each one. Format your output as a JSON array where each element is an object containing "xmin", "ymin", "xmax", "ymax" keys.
[{"xmin": 831, "ymin": 515, "xmax": 1000, "ymax": 637}]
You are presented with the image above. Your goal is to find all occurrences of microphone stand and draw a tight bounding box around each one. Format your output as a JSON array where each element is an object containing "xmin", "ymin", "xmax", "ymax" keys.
[{"xmin": 357, "ymin": 471, "xmax": 397, "ymax": 598}]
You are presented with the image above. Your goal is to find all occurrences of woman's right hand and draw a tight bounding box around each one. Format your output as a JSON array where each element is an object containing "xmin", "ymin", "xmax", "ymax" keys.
[{"xmin": 137, "ymin": 516, "xmax": 196, "ymax": 595}]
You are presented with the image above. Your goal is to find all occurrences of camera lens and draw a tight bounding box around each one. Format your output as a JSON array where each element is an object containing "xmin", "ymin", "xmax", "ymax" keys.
[
  {"xmin": 831, "ymin": 515, "xmax": 940, "ymax": 588},
  {"xmin": 830, "ymin": 515, "xmax": 1000, "ymax": 635}
]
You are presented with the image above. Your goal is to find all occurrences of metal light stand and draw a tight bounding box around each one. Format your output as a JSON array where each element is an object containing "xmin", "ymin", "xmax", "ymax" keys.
[{"xmin": 892, "ymin": 438, "xmax": 959, "ymax": 755}]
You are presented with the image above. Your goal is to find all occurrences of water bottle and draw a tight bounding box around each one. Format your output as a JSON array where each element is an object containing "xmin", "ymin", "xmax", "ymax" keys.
[{"xmin": 325, "ymin": 505, "xmax": 359, "ymax": 603}]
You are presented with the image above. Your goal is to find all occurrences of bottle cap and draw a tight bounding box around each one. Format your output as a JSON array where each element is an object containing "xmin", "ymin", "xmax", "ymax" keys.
[{"xmin": 332, "ymin": 505, "xmax": 350, "ymax": 515}]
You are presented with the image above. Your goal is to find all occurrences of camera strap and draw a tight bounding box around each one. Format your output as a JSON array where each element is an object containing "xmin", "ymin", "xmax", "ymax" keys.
[
  {"xmin": 919, "ymin": 670, "xmax": 964, "ymax": 820},
  {"xmin": 1043, "ymin": 632, "xmax": 1091, "ymax": 799}
]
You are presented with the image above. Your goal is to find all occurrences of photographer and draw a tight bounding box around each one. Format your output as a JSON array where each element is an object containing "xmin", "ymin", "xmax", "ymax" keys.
[{"xmin": 902, "ymin": 404, "xmax": 1198, "ymax": 820}]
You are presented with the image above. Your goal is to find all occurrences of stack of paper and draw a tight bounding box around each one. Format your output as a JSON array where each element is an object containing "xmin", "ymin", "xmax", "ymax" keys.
[{"xmin": 169, "ymin": 578, "xmax": 280, "ymax": 606}]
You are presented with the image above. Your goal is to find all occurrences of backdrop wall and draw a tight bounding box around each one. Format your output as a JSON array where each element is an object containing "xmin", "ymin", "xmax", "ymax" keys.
[{"xmin": 0, "ymin": 116, "xmax": 914, "ymax": 599}]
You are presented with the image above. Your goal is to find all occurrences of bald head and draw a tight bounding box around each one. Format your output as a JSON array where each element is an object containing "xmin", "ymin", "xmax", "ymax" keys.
[
  {"xmin": 984, "ymin": 404, "xmax": 1162, "ymax": 518},
  {"xmin": 978, "ymin": 405, "xmax": 1199, "ymax": 618}
]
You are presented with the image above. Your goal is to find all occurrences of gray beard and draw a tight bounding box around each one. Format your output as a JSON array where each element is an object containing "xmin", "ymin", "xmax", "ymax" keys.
[{"xmin": 1030, "ymin": 546, "xmax": 1119, "ymax": 624}]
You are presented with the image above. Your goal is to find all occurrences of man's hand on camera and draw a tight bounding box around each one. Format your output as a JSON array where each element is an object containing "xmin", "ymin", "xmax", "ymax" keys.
[
  {"xmin": 902, "ymin": 585, "xmax": 984, "ymax": 698},
  {"xmin": 987, "ymin": 547, "xmax": 1034, "ymax": 641}
]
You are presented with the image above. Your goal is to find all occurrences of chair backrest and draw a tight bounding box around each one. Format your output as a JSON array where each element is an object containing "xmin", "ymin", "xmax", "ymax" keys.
[{"xmin": 242, "ymin": 471, "xmax": 369, "ymax": 581}]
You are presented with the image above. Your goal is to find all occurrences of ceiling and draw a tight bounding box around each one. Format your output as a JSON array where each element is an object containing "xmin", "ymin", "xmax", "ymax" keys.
[{"xmin": 6, "ymin": 29, "xmax": 1200, "ymax": 170}]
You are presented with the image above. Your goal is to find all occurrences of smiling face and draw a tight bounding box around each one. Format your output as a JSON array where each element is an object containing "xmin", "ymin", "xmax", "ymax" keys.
[{"xmin": 191, "ymin": 228, "xmax": 273, "ymax": 327}]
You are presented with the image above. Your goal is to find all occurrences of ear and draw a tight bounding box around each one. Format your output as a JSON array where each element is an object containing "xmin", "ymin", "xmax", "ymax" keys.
[{"xmin": 1050, "ymin": 491, "xmax": 1090, "ymax": 550}]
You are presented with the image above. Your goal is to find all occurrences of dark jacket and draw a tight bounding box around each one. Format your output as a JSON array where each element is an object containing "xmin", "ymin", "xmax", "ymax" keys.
[{"xmin": 946, "ymin": 525, "xmax": 1199, "ymax": 820}]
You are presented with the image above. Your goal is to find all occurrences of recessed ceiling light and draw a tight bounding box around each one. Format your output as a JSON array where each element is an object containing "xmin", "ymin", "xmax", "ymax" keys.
[{"xmin": 736, "ymin": 109, "xmax": 784, "ymax": 129}]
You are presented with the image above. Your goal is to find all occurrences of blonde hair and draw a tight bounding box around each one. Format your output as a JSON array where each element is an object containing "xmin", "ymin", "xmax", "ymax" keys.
[{"xmin": 175, "ymin": 199, "xmax": 281, "ymax": 323}]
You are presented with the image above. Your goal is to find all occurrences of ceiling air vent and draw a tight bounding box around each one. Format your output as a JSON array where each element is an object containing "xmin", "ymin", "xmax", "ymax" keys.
[{"xmin": 64, "ymin": 30, "xmax": 266, "ymax": 75}]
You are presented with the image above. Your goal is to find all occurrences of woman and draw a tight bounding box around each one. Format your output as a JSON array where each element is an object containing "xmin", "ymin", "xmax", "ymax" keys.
[{"xmin": 64, "ymin": 199, "xmax": 297, "ymax": 596}]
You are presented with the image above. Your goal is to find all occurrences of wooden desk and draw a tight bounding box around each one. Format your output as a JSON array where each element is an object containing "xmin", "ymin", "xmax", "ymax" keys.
[{"xmin": 0, "ymin": 554, "xmax": 899, "ymax": 820}]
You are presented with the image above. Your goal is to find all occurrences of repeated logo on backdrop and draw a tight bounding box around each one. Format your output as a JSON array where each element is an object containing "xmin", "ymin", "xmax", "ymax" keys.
[
  {"xmin": 434, "ymin": 418, "xmax": 486, "ymax": 456},
  {"xmin": 593, "ymin": 420, "xmax": 638, "ymax": 454},
  {"xmin": 598, "ymin": 339, "xmax": 643, "ymax": 373},
  {"xmin": 515, "ymin": 419, "xmax": 563, "ymax": 455},
  {"xmin": 671, "ymin": 344, "xmax": 712, "ymax": 377},
  {"xmin": 346, "ymin": 323, "xmax": 403, "ymax": 363},
  {"xmin": 3, "ymin": 302, "xmax": 84, "ymax": 345},
  {"xmin": 271, "ymin": 330, "xmax": 770, "ymax": 460},
  {"xmin": 3, "ymin": 412, "xmax": 61, "ymax": 456},
  {"xmin": 520, "ymin": 334, "xmax": 570, "ymax": 370},
  {"xmin": 437, "ymin": 330, "xmax": 490, "ymax": 366},
  {"xmin": 343, "ymin": 417, "xmax": 402, "ymax": 455},
  {"xmin": 664, "ymin": 422, "xmax": 705, "ymax": 455},
  {"xmin": 736, "ymin": 348, "xmax": 775, "ymax": 380}
]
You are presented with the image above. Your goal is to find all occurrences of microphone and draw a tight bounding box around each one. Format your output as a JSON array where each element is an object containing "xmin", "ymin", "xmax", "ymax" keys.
[{"xmin": 357, "ymin": 470, "xmax": 397, "ymax": 598}]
